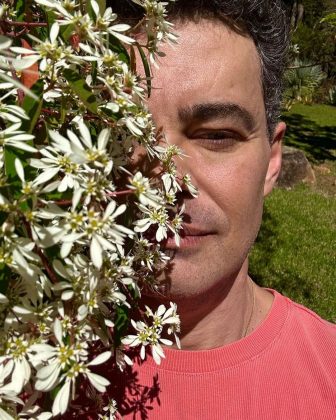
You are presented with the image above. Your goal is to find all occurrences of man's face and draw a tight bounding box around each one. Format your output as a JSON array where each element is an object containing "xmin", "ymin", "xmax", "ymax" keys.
[{"xmin": 143, "ymin": 19, "xmax": 284, "ymax": 300}]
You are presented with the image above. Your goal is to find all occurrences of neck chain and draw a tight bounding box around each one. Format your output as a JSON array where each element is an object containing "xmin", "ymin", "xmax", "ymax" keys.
[{"xmin": 242, "ymin": 278, "xmax": 255, "ymax": 338}]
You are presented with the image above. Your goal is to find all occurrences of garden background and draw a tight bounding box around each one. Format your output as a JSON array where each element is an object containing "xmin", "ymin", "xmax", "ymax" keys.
[{"xmin": 250, "ymin": 0, "xmax": 336, "ymax": 322}]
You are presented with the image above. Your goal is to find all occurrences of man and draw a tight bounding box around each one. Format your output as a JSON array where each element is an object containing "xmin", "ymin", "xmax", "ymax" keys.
[{"xmin": 108, "ymin": 1, "xmax": 336, "ymax": 418}]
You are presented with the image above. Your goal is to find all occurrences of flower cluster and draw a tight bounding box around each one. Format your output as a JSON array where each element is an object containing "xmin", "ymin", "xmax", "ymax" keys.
[
  {"xmin": 0, "ymin": 0, "xmax": 196, "ymax": 418},
  {"xmin": 122, "ymin": 302, "xmax": 181, "ymax": 364}
]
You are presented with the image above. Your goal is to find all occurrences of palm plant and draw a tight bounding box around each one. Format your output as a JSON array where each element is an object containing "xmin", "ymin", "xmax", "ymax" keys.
[{"xmin": 283, "ymin": 59, "xmax": 326, "ymax": 108}]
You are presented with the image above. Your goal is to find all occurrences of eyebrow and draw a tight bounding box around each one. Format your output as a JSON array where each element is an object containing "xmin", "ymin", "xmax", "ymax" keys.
[{"xmin": 178, "ymin": 102, "xmax": 255, "ymax": 131}]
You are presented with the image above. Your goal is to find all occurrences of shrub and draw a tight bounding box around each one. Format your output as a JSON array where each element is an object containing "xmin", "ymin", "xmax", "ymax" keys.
[{"xmin": 283, "ymin": 59, "xmax": 326, "ymax": 108}]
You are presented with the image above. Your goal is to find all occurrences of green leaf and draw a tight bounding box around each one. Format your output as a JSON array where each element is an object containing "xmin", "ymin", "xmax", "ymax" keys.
[
  {"xmin": 21, "ymin": 79, "xmax": 43, "ymax": 134},
  {"xmin": 91, "ymin": 61, "xmax": 98, "ymax": 85},
  {"xmin": 86, "ymin": 0, "xmax": 95, "ymax": 20},
  {"xmin": 321, "ymin": 13, "xmax": 336, "ymax": 25},
  {"xmin": 114, "ymin": 305, "xmax": 130, "ymax": 345},
  {"xmin": 50, "ymin": 382, "xmax": 62, "ymax": 401},
  {"xmin": 33, "ymin": 120, "xmax": 47, "ymax": 146},
  {"xmin": 46, "ymin": 10, "xmax": 57, "ymax": 29},
  {"xmin": 96, "ymin": 0, "xmax": 106, "ymax": 15},
  {"xmin": 100, "ymin": 106, "xmax": 121, "ymax": 121},
  {"xmin": 0, "ymin": 264, "xmax": 11, "ymax": 295},
  {"xmin": 60, "ymin": 23, "xmax": 76, "ymax": 42},
  {"xmin": 14, "ymin": 0, "xmax": 26, "ymax": 22},
  {"xmin": 4, "ymin": 148, "xmax": 26, "ymax": 200},
  {"xmin": 43, "ymin": 245, "xmax": 61, "ymax": 260},
  {"xmin": 86, "ymin": 0, "xmax": 106, "ymax": 19},
  {"xmin": 137, "ymin": 45, "xmax": 152, "ymax": 97},
  {"xmin": 109, "ymin": 35, "xmax": 130, "ymax": 65},
  {"xmin": 4, "ymin": 147, "xmax": 23, "ymax": 182},
  {"xmin": 63, "ymin": 68, "xmax": 98, "ymax": 114}
]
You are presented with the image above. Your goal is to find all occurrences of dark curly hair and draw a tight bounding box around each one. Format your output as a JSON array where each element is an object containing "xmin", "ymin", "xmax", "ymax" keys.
[{"xmin": 108, "ymin": 0, "xmax": 290, "ymax": 136}]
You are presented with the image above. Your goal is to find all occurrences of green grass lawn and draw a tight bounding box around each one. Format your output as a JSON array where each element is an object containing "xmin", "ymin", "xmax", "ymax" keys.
[
  {"xmin": 249, "ymin": 104, "xmax": 336, "ymax": 322},
  {"xmin": 282, "ymin": 103, "xmax": 336, "ymax": 163}
]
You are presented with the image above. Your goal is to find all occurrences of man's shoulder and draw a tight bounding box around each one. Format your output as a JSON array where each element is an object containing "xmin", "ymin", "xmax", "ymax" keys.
[
  {"xmin": 275, "ymin": 291, "xmax": 336, "ymax": 352},
  {"xmin": 283, "ymin": 292, "xmax": 335, "ymax": 330}
]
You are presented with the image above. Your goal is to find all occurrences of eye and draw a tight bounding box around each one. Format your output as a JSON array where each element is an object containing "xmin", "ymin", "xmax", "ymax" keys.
[{"xmin": 191, "ymin": 130, "xmax": 243, "ymax": 151}]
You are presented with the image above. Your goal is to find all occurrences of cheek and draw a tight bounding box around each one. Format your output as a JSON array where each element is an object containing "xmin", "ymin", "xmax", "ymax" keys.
[{"xmin": 192, "ymin": 146, "xmax": 269, "ymax": 228}]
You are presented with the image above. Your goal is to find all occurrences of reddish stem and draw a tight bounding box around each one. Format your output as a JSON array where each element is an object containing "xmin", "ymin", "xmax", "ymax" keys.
[
  {"xmin": 2, "ymin": 20, "xmax": 48, "ymax": 27},
  {"xmin": 52, "ymin": 190, "xmax": 134, "ymax": 207},
  {"xmin": 41, "ymin": 108, "xmax": 58, "ymax": 115},
  {"xmin": 4, "ymin": 28, "xmax": 28, "ymax": 38},
  {"xmin": 10, "ymin": 66, "xmax": 24, "ymax": 104},
  {"xmin": 107, "ymin": 189, "xmax": 134, "ymax": 197},
  {"xmin": 40, "ymin": 109, "xmax": 116, "ymax": 124},
  {"xmin": 22, "ymin": 219, "xmax": 58, "ymax": 284},
  {"xmin": 37, "ymin": 249, "xmax": 59, "ymax": 284}
]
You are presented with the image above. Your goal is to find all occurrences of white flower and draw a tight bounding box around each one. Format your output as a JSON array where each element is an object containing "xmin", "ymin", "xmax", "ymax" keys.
[
  {"xmin": 133, "ymin": 237, "xmax": 169, "ymax": 271},
  {"xmin": 122, "ymin": 302, "xmax": 180, "ymax": 365},
  {"xmin": 0, "ymin": 381, "xmax": 23, "ymax": 420},
  {"xmin": 67, "ymin": 119, "xmax": 113, "ymax": 174},
  {"xmin": 30, "ymin": 130, "xmax": 81, "ymax": 192},
  {"xmin": 90, "ymin": 0, "xmax": 135, "ymax": 44},
  {"xmin": 98, "ymin": 399, "xmax": 118, "ymax": 420},
  {"xmin": 0, "ymin": 122, "xmax": 36, "ymax": 153},
  {"xmin": 115, "ymin": 348, "xmax": 133, "ymax": 372},
  {"xmin": 182, "ymin": 173, "xmax": 198, "ymax": 197},
  {"xmin": 11, "ymin": 23, "xmax": 64, "ymax": 72},
  {"xmin": 30, "ymin": 318, "xmax": 112, "ymax": 414},
  {"xmin": 34, "ymin": 0, "xmax": 71, "ymax": 17},
  {"xmin": 0, "ymin": 95, "xmax": 29, "ymax": 123},
  {"xmin": 132, "ymin": 0, "xmax": 178, "ymax": 63},
  {"xmin": 0, "ymin": 335, "xmax": 32, "ymax": 394},
  {"xmin": 134, "ymin": 204, "xmax": 170, "ymax": 242},
  {"xmin": 31, "ymin": 319, "xmax": 79, "ymax": 390},
  {"xmin": 128, "ymin": 172, "xmax": 163, "ymax": 208}
]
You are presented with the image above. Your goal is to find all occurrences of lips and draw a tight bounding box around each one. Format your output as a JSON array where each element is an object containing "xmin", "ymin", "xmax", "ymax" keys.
[
  {"xmin": 142, "ymin": 224, "xmax": 215, "ymax": 250},
  {"xmin": 163, "ymin": 225, "xmax": 215, "ymax": 250},
  {"xmin": 180, "ymin": 225, "xmax": 212, "ymax": 237}
]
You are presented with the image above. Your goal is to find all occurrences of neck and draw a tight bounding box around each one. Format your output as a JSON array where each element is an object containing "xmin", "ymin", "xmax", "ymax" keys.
[{"xmin": 144, "ymin": 260, "xmax": 274, "ymax": 350}]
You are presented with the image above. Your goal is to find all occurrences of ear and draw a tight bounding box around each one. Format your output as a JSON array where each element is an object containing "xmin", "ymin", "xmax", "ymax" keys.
[{"xmin": 264, "ymin": 122, "xmax": 286, "ymax": 197}]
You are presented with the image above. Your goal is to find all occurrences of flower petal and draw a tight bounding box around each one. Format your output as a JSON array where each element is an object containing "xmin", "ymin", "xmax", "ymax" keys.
[
  {"xmin": 53, "ymin": 318, "xmax": 63, "ymax": 345},
  {"xmin": 90, "ymin": 235, "xmax": 103, "ymax": 269},
  {"xmin": 86, "ymin": 371, "xmax": 110, "ymax": 393},
  {"xmin": 52, "ymin": 380, "xmax": 71, "ymax": 417},
  {"xmin": 49, "ymin": 22, "xmax": 59, "ymax": 43},
  {"xmin": 87, "ymin": 351, "xmax": 112, "ymax": 366}
]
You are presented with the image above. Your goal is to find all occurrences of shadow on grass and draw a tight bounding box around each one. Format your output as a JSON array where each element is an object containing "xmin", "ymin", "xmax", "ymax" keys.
[
  {"xmin": 250, "ymin": 207, "xmax": 316, "ymax": 302},
  {"xmin": 282, "ymin": 113, "xmax": 336, "ymax": 163}
]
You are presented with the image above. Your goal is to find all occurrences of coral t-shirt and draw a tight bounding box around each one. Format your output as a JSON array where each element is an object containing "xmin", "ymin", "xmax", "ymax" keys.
[{"xmin": 113, "ymin": 290, "xmax": 336, "ymax": 419}]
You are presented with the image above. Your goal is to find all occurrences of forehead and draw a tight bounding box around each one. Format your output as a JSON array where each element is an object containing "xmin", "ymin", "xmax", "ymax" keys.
[{"xmin": 140, "ymin": 19, "xmax": 266, "ymax": 129}]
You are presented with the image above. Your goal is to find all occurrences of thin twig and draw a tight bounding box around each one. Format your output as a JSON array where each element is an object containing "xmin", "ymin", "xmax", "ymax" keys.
[
  {"xmin": 131, "ymin": 17, "xmax": 146, "ymax": 34},
  {"xmin": 107, "ymin": 189, "xmax": 134, "ymax": 197},
  {"xmin": 1, "ymin": 20, "xmax": 48, "ymax": 27},
  {"xmin": 22, "ymin": 218, "xmax": 59, "ymax": 284},
  {"xmin": 10, "ymin": 65, "xmax": 24, "ymax": 104},
  {"xmin": 3, "ymin": 28, "xmax": 28, "ymax": 38},
  {"xmin": 52, "ymin": 189, "xmax": 135, "ymax": 207},
  {"xmin": 37, "ymin": 248, "xmax": 59, "ymax": 284}
]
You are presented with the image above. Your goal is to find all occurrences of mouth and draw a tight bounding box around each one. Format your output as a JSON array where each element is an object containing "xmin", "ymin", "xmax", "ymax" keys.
[
  {"xmin": 162, "ymin": 225, "xmax": 215, "ymax": 251},
  {"xmin": 142, "ymin": 224, "xmax": 215, "ymax": 252}
]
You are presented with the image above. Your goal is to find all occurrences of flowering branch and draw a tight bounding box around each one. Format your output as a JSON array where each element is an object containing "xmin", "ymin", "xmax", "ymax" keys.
[{"xmin": 0, "ymin": 0, "xmax": 195, "ymax": 418}]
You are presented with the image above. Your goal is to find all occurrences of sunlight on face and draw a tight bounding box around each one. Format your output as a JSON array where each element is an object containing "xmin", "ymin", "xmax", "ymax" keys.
[{"xmin": 138, "ymin": 19, "xmax": 283, "ymax": 300}]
